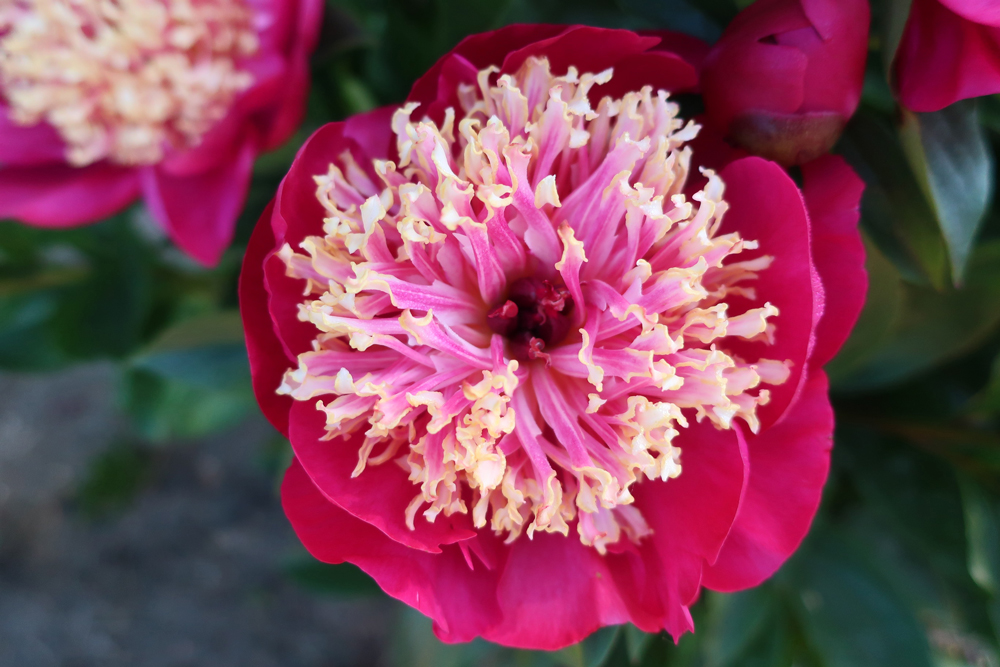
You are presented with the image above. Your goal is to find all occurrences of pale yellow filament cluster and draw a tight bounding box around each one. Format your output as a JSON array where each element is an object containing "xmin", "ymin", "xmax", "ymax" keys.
[{"xmin": 0, "ymin": 0, "xmax": 258, "ymax": 165}]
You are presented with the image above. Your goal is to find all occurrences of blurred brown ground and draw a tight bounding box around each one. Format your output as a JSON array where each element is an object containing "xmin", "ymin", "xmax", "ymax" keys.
[{"xmin": 0, "ymin": 364, "xmax": 393, "ymax": 667}]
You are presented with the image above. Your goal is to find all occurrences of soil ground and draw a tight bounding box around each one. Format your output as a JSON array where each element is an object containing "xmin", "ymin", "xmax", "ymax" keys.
[{"xmin": 0, "ymin": 364, "xmax": 394, "ymax": 667}]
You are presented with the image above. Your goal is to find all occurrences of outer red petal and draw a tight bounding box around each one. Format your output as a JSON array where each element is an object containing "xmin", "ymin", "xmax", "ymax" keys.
[
  {"xmin": 0, "ymin": 111, "xmax": 67, "ymax": 166},
  {"xmin": 802, "ymin": 155, "xmax": 866, "ymax": 367},
  {"xmin": 258, "ymin": 0, "xmax": 325, "ymax": 150},
  {"xmin": 288, "ymin": 401, "xmax": 477, "ymax": 553},
  {"xmin": 409, "ymin": 24, "xmax": 571, "ymax": 106},
  {"xmin": 897, "ymin": 0, "xmax": 1000, "ymax": 112},
  {"xmin": 589, "ymin": 52, "xmax": 698, "ymax": 101},
  {"xmin": 239, "ymin": 199, "xmax": 295, "ymax": 437},
  {"xmin": 0, "ymin": 162, "xmax": 140, "ymax": 227},
  {"xmin": 282, "ymin": 458, "xmax": 504, "ymax": 641},
  {"xmin": 263, "ymin": 108, "xmax": 396, "ymax": 362},
  {"xmin": 717, "ymin": 157, "xmax": 822, "ymax": 431},
  {"xmin": 142, "ymin": 137, "xmax": 257, "ymax": 267},
  {"xmin": 615, "ymin": 421, "xmax": 748, "ymax": 639},
  {"xmin": 702, "ymin": 370, "xmax": 833, "ymax": 590},
  {"xmin": 639, "ymin": 29, "xmax": 712, "ymax": 73},
  {"xmin": 482, "ymin": 533, "xmax": 631, "ymax": 649},
  {"xmin": 499, "ymin": 25, "xmax": 659, "ymax": 76}
]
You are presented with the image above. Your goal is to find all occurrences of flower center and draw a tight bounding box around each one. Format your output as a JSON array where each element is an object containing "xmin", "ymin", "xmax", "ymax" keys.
[
  {"xmin": 0, "ymin": 0, "xmax": 258, "ymax": 166},
  {"xmin": 276, "ymin": 57, "xmax": 792, "ymax": 554},
  {"xmin": 487, "ymin": 277, "xmax": 574, "ymax": 361}
]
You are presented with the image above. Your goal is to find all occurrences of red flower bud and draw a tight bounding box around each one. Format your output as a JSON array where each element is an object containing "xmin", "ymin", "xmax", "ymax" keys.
[{"xmin": 701, "ymin": 0, "xmax": 870, "ymax": 165}]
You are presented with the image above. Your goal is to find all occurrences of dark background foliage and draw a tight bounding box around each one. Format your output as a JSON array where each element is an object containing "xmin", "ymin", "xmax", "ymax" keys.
[{"xmin": 1, "ymin": 0, "xmax": 999, "ymax": 664}]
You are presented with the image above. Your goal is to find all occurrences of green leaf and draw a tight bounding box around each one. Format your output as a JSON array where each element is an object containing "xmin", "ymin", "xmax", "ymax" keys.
[
  {"xmin": 900, "ymin": 101, "xmax": 995, "ymax": 284},
  {"xmin": 131, "ymin": 310, "xmax": 249, "ymax": 390},
  {"xmin": 388, "ymin": 608, "xmax": 560, "ymax": 667},
  {"xmin": 782, "ymin": 530, "xmax": 934, "ymax": 667},
  {"xmin": 75, "ymin": 442, "xmax": 152, "ymax": 518},
  {"xmin": 826, "ymin": 236, "xmax": 905, "ymax": 386},
  {"xmin": 616, "ymin": 0, "xmax": 723, "ymax": 41},
  {"xmin": 841, "ymin": 111, "xmax": 950, "ymax": 288},
  {"xmin": 703, "ymin": 588, "xmax": 776, "ymax": 667},
  {"xmin": 623, "ymin": 624, "xmax": 654, "ymax": 665},
  {"xmin": 980, "ymin": 95, "xmax": 1000, "ymax": 135},
  {"xmin": 831, "ymin": 241, "xmax": 1000, "ymax": 391},
  {"xmin": 0, "ymin": 290, "xmax": 73, "ymax": 370},
  {"xmin": 957, "ymin": 476, "xmax": 1000, "ymax": 596},
  {"xmin": 52, "ymin": 215, "xmax": 154, "ymax": 359},
  {"xmin": 837, "ymin": 426, "xmax": 971, "ymax": 584},
  {"xmin": 284, "ymin": 555, "xmax": 383, "ymax": 597},
  {"xmin": 969, "ymin": 354, "xmax": 1000, "ymax": 418},
  {"xmin": 880, "ymin": 0, "xmax": 913, "ymax": 75},
  {"xmin": 556, "ymin": 626, "xmax": 620, "ymax": 667},
  {"xmin": 120, "ymin": 368, "xmax": 254, "ymax": 442}
]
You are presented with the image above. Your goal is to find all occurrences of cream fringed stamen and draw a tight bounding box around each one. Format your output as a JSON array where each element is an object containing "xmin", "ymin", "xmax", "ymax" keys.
[
  {"xmin": 0, "ymin": 0, "xmax": 258, "ymax": 166},
  {"xmin": 277, "ymin": 57, "xmax": 792, "ymax": 554}
]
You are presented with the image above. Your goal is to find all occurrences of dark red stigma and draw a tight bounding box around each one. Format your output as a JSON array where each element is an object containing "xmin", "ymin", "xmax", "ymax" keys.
[{"xmin": 486, "ymin": 277, "xmax": 574, "ymax": 362}]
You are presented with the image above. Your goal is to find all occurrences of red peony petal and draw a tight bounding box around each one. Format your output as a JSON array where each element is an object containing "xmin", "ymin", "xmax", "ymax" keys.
[
  {"xmin": 640, "ymin": 29, "xmax": 712, "ymax": 73},
  {"xmin": 717, "ymin": 157, "xmax": 821, "ymax": 431},
  {"xmin": 282, "ymin": 457, "xmax": 504, "ymax": 640},
  {"xmin": 259, "ymin": 0, "xmax": 325, "ymax": 150},
  {"xmin": 802, "ymin": 155, "xmax": 866, "ymax": 367},
  {"xmin": 484, "ymin": 533, "xmax": 631, "ymax": 649},
  {"xmin": 622, "ymin": 419, "xmax": 748, "ymax": 638},
  {"xmin": 589, "ymin": 51, "xmax": 699, "ymax": 102},
  {"xmin": 0, "ymin": 110, "xmax": 67, "ymax": 166},
  {"xmin": 409, "ymin": 24, "xmax": 571, "ymax": 105},
  {"xmin": 289, "ymin": 401, "xmax": 478, "ymax": 552},
  {"xmin": 702, "ymin": 370, "xmax": 833, "ymax": 591},
  {"xmin": 142, "ymin": 137, "xmax": 258, "ymax": 267},
  {"xmin": 263, "ymin": 108, "xmax": 399, "ymax": 361},
  {"xmin": 0, "ymin": 162, "xmax": 140, "ymax": 227},
  {"xmin": 240, "ymin": 200, "xmax": 296, "ymax": 437},
  {"xmin": 500, "ymin": 25, "xmax": 659, "ymax": 77}
]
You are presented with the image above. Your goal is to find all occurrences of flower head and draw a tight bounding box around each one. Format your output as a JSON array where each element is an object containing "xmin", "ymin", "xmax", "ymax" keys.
[
  {"xmin": 0, "ymin": 0, "xmax": 258, "ymax": 166},
  {"xmin": 242, "ymin": 25, "xmax": 868, "ymax": 649},
  {"xmin": 0, "ymin": 0, "xmax": 324, "ymax": 265},
  {"xmin": 276, "ymin": 56, "xmax": 791, "ymax": 553}
]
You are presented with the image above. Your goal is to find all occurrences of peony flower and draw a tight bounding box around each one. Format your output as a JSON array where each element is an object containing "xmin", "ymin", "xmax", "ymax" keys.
[
  {"xmin": 0, "ymin": 0, "xmax": 323, "ymax": 265},
  {"xmin": 700, "ymin": 0, "xmax": 869, "ymax": 165},
  {"xmin": 896, "ymin": 0, "xmax": 1000, "ymax": 112},
  {"xmin": 240, "ymin": 25, "xmax": 867, "ymax": 648}
]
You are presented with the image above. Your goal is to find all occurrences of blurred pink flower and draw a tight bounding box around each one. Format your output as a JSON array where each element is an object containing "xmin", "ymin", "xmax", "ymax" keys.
[
  {"xmin": 241, "ymin": 25, "xmax": 867, "ymax": 649},
  {"xmin": 896, "ymin": 0, "xmax": 1000, "ymax": 112},
  {"xmin": 0, "ymin": 0, "xmax": 323, "ymax": 265},
  {"xmin": 700, "ymin": 0, "xmax": 869, "ymax": 164}
]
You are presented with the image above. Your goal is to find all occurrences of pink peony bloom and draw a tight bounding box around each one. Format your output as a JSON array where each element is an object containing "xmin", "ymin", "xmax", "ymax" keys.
[
  {"xmin": 700, "ymin": 0, "xmax": 870, "ymax": 165},
  {"xmin": 240, "ymin": 25, "xmax": 868, "ymax": 648},
  {"xmin": 896, "ymin": 0, "xmax": 1000, "ymax": 112},
  {"xmin": 0, "ymin": 0, "xmax": 323, "ymax": 265}
]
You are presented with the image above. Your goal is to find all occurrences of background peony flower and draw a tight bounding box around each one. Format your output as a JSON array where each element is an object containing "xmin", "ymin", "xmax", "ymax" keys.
[
  {"xmin": 896, "ymin": 0, "xmax": 1000, "ymax": 112},
  {"xmin": 0, "ymin": 0, "xmax": 324, "ymax": 266},
  {"xmin": 700, "ymin": 0, "xmax": 870, "ymax": 165},
  {"xmin": 240, "ymin": 24, "xmax": 867, "ymax": 649}
]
